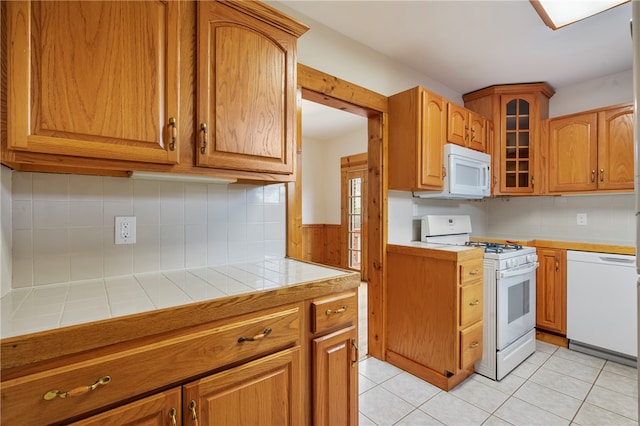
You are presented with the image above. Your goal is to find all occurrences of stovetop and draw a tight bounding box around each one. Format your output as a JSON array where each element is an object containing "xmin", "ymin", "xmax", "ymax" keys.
[{"xmin": 464, "ymin": 241, "xmax": 523, "ymax": 254}]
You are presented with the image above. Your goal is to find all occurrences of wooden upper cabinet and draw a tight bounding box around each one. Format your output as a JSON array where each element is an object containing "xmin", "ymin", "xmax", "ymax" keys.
[
  {"xmin": 388, "ymin": 86, "xmax": 446, "ymax": 191},
  {"xmin": 196, "ymin": 1, "xmax": 307, "ymax": 175},
  {"xmin": 447, "ymin": 103, "xmax": 468, "ymax": 147},
  {"xmin": 547, "ymin": 104, "xmax": 633, "ymax": 193},
  {"xmin": 597, "ymin": 104, "xmax": 634, "ymax": 190},
  {"xmin": 7, "ymin": 1, "xmax": 180, "ymax": 164},
  {"xmin": 447, "ymin": 104, "xmax": 487, "ymax": 152},
  {"xmin": 467, "ymin": 111, "xmax": 487, "ymax": 152},
  {"xmin": 548, "ymin": 112, "xmax": 598, "ymax": 192},
  {"xmin": 463, "ymin": 83, "xmax": 555, "ymax": 196}
]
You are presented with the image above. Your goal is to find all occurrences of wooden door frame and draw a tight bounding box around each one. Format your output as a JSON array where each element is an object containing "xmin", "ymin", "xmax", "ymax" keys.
[{"xmin": 287, "ymin": 64, "xmax": 388, "ymax": 360}]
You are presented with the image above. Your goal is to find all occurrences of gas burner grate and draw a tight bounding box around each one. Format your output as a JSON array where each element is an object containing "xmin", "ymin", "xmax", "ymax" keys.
[{"xmin": 464, "ymin": 241, "xmax": 523, "ymax": 253}]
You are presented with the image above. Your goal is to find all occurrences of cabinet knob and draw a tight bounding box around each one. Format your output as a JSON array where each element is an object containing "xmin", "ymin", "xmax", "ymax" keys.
[
  {"xmin": 469, "ymin": 299, "xmax": 480, "ymax": 306},
  {"xmin": 591, "ymin": 170, "xmax": 596, "ymax": 182},
  {"xmin": 600, "ymin": 168, "xmax": 604, "ymax": 182}
]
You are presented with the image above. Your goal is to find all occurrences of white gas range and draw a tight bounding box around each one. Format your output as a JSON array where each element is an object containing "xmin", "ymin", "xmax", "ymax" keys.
[{"xmin": 421, "ymin": 215, "xmax": 539, "ymax": 381}]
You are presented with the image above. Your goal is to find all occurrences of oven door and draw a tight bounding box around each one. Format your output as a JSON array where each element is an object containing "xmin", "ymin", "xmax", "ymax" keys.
[{"xmin": 496, "ymin": 262, "xmax": 538, "ymax": 350}]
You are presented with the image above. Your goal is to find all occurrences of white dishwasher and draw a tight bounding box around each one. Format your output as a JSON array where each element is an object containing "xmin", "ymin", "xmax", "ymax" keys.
[{"xmin": 567, "ymin": 250, "xmax": 637, "ymax": 366}]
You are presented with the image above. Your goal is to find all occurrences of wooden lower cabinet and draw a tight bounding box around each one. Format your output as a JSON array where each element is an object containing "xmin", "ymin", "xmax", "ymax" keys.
[
  {"xmin": 72, "ymin": 348, "xmax": 302, "ymax": 426},
  {"xmin": 69, "ymin": 388, "xmax": 182, "ymax": 426},
  {"xmin": 1, "ymin": 282, "xmax": 361, "ymax": 425},
  {"xmin": 535, "ymin": 247, "xmax": 567, "ymax": 335},
  {"xmin": 385, "ymin": 245, "xmax": 484, "ymax": 391},
  {"xmin": 313, "ymin": 326, "xmax": 358, "ymax": 426},
  {"xmin": 309, "ymin": 290, "xmax": 359, "ymax": 426},
  {"xmin": 184, "ymin": 347, "xmax": 302, "ymax": 426}
]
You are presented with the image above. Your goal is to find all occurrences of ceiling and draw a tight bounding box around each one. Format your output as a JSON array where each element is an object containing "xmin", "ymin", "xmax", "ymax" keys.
[{"xmin": 280, "ymin": 1, "xmax": 633, "ymax": 140}]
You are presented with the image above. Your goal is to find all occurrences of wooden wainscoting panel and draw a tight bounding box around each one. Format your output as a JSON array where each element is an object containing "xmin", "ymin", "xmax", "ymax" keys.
[{"xmin": 302, "ymin": 224, "xmax": 342, "ymax": 268}]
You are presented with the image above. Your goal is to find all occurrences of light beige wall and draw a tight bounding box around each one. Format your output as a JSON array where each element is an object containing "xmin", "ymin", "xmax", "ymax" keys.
[{"xmin": 302, "ymin": 124, "xmax": 368, "ymax": 225}]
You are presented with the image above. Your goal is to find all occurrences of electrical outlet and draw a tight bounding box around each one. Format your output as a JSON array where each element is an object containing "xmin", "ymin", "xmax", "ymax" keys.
[
  {"xmin": 576, "ymin": 213, "xmax": 587, "ymax": 226},
  {"xmin": 115, "ymin": 216, "xmax": 136, "ymax": 244}
]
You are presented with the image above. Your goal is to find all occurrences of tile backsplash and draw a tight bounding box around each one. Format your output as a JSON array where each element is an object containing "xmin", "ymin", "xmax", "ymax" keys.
[{"xmin": 7, "ymin": 171, "xmax": 286, "ymax": 289}]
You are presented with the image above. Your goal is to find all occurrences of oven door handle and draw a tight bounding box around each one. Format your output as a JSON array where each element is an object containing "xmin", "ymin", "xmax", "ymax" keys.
[{"xmin": 498, "ymin": 262, "xmax": 539, "ymax": 279}]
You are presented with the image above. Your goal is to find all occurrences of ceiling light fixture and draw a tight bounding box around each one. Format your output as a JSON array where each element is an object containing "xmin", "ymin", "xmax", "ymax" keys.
[{"xmin": 530, "ymin": 0, "xmax": 629, "ymax": 30}]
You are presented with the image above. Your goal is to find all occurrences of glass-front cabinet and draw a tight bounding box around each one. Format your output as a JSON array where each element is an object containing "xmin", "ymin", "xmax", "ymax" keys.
[
  {"xmin": 463, "ymin": 83, "xmax": 555, "ymax": 195},
  {"xmin": 503, "ymin": 95, "xmax": 533, "ymax": 192}
]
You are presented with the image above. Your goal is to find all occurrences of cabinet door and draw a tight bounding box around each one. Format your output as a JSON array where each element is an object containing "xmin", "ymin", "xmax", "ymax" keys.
[
  {"xmin": 183, "ymin": 347, "xmax": 302, "ymax": 426},
  {"xmin": 447, "ymin": 103, "xmax": 468, "ymax": 146},
  {"xmin": 500, "ymin": 95, "xmax": 539, "ymax": 193},
  {"xmin": 312, "ymin": 326, "xmax": 358, "ymax": 426},
  {"xmin": 467, "ymin": 112, "xmax": 487, "ymax": 152},
  {"xmin": 420, "ymin": 91, "xmax": 446, "ymax": 188},
  {"xmin": 196, "ymin": 1, "xmax": 296, "ymax": 175},
  {"xmin": 597, "ymin": 105, "xmax": 634, "ymax": 191},
  {"xmin": 69, "ymin": 388, "xmax": 182, "ymax": 426},
  {"xmin": 536, "ymin": 248, "xmax": 566, "ymax": 335},
  {"xmin": 7, "ymin": 1, "xmax": 179, "ymax": 164},
  {"xmin": 547, "ymin": 113, "xmax": 598, "ymax": 192}
]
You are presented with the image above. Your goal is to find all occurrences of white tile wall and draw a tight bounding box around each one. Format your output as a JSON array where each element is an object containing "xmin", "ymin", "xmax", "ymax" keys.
[
  {"xmin": 388, "ymin": 190, "xmax": 635, "ymax": 246},
  {"xmin": 6, "ymin": 171, "xmax": 286, "ymax": 288}
]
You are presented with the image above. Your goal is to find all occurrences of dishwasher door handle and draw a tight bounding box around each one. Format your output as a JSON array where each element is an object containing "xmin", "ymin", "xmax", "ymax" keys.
[{"xmin": 598, "ymin": 256, "xmax": 636, "ymax": 265}]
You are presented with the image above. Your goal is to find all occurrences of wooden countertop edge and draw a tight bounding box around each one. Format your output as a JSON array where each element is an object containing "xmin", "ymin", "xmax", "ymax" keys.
[
  {"xmin": 470, "ymin": 237, "xmax": 635, "ymax": 256},
  {"xmin": 529, "ymin": 240, "xmax": 635, "ymax": 255},
  {"xmin": 387, "ymin": 244, "xmax": 484, "ymax": 261},
  {"xmin": 0, "ymin": 272, "xmax": 360, "ymax": 373}
]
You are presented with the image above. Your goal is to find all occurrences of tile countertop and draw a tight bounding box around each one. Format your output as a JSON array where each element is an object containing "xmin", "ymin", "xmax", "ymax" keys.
[{"xmin": 0, "ymin": 258, "xmax": 353, "ymax": 339}]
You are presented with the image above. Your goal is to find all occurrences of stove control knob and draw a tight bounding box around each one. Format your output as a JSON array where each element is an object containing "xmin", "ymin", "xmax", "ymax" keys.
[
  {"xmin": 526, "ymin": 254, "xmax": 538, "ymax": 263},
  {"xmin": 506, "ymin": 259, "xmax": 517, "ymax": 268}
]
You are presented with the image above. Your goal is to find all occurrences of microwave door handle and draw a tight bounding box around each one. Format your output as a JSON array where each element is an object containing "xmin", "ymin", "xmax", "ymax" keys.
[
  {"xmin": 482, "ymin": 165, "xmax": 490, "ymax": 190},
  {"xmin": 498, "ymin": 262, "xmax": 539, "ymax": 279}
]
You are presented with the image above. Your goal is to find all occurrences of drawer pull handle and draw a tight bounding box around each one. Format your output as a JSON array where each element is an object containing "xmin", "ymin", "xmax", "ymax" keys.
[
  {"xmin": 238, "ymin": 327, "xmax": 272, "ymax": 343},
  {"xmin": 168, "ymin": 117, "xmax": 177, "ymax": 151},
  {"xmin": 43, "ymin": 375, "xmax": 111, "ymax": 400},
  {"xmin": 351, "ymin": 338, "xmax": 359, "ymax": 367},
  {"xmin": 469, "ymin": 341, "xmax": 479, "ymax": 349},
  {"xmin": 469, "ymin": 270, "xmax": 480, "ymax": 276},
  {"xmin": 169, "ymin": 407, "xmax": 177, "ymax": 426},
  {"xmin": 189, "ymin": 399, "xmax": 198, "ymax": 423},
  {"xmin": 326, "ymin": 305, "xmax": 348, "ymax": 315},
  {"xmin": 200, "ymin": 122, "xmax": 208, "ymax": 154},
  {"xmin": 469, "ymin": 299, "xmax": 480, "ymax": 306}
]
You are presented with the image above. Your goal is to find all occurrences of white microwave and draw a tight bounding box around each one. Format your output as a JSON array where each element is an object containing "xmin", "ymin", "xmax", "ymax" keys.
[{"xmin": 414, "ymin": 144, "xmax": 491, "ymax": 199}]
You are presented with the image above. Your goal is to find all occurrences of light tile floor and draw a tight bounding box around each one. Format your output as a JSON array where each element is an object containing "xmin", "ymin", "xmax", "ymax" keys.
[{"xmin": 357, "ymin": 283, "xmax": 638, "ymax": 426}]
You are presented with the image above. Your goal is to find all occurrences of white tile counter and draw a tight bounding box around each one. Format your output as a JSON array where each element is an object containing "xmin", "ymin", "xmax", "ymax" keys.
[{"xmin": 0, "ymin": 258, "xmax": 350, "ymax": 339}]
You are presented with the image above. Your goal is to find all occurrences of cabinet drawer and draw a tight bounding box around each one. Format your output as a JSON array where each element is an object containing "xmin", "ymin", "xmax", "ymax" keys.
[
  {"xmin": 1, "ymin": 305, "xmax": 300, "ymax": 426},
  {"xmin": 311, "ymin": 290, "xmax": 358, "ymax": 333},
  {"xmin": 460, "ymin": 282, "xmax": 483, "ymax": 328},
  {"xmin": 459, "ymin": 322, "xmax": 483, "ymax": 370},
  {"xmin": 459, "ymin": 260, "xmax": 483, "ymax": 285}
]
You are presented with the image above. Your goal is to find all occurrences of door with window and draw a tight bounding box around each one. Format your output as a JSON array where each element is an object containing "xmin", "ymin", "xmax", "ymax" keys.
[{"xmin": 341, "ymin": 153, "xmax": 368, "ymax": 280}]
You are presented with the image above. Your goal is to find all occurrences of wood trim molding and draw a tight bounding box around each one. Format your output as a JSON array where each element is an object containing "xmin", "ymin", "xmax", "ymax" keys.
[{"xmin": 292, "ymin": 64, "xmax": 387, "ymax": 359}]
